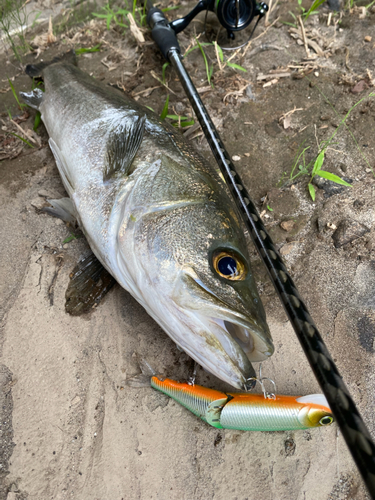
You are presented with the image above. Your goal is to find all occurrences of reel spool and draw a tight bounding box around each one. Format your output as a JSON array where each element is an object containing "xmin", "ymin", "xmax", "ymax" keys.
[{"xmin": 215, "ymin": 0, "xmax": 255, "ymax": 35}]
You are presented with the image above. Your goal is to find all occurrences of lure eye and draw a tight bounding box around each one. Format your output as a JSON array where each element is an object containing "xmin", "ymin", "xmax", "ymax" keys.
[
  {"xmin": 213, "ymin": 251, "xmax": 247, "ymax": 281},
  {"xmin": 319, "ymin": 415, "xmax": 333, "ymax": 426}
]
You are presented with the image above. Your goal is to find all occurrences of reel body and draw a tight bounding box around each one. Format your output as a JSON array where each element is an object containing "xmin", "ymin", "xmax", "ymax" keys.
[{"xmin": 169, "ymin": 0, "xmax": 268, "ymax": 41}]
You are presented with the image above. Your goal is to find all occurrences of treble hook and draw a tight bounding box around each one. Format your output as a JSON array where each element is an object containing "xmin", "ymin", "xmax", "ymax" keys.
[{"xmin": 246, "ymin": 363, "xmax": 277, "ymax": 400}]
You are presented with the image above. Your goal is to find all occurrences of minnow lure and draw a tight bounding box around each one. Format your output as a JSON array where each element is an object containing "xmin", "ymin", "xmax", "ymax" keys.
[{"xmin": 128, "ymin": 361, "xmax": 334, "ymax": 431}]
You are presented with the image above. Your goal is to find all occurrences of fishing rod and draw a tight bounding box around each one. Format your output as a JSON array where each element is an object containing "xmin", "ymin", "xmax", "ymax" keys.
[{"xmin": 144, "ymin": 1, "xmax": 375, "ymax": 496}]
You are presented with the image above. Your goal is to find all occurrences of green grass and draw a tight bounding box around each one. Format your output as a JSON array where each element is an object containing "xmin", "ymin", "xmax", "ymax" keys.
[
  {"xmin": 92, "ymin": 0, "xmax": 166, "ymax": 31},
  {"xmin": 33, "ymin": 111, "xmax": 42, "ymax": 132},
  {"xmin": 347, "ymin": 0, "xmax": 375, "ymax": 9},
  {"xmin": 154, "ymin": 97, "xmax": 195, "ymax": 128},
  {"xmin": 160, "ymin": 95, "xmax": 169, "ymax": 120},
  {"xmin": 8, "ymin": 77, "xmax": 27, "ymax": 111},
  {"xmin": 287, "ymin": 88, "xmax": 375, "ymax": 200},
  {"xmin": 62, "ymin": 234, "xmax": 78, "ymax": 244},
  {"xmin": 196, "ymin": 39, "xmax": 214, "ymax": 88},
  {"xmin": 307, "ymin": 150, "xmax": 352, "ymax": 201},
  {"xmin": 93, "ymin": 3, "xmax": 130, "ymax": 29},
  {"xmin": 7, "ymin": 131, "xmax": 34, "ymax": 148},
  {"xmin": 303, "ymin": 0, "xmax": 326, "ymax": 20},
  {"xmin": 161, "ymin": 62, "xmax": 170, "ymax": 85},
  {"xmin": 283, "ymin": 0, "xmax": 326, "ymax": 28},
  {"xmin": 56, "ymin": 1, "xmax": 100, "ymax": 34},
  {"xmin": 0, "ymin": 0, "xmax": 31, "ymax": 62},
  {"xmin": 75, "ymin": 44, "xmax": 102, "ymax": 54},
  {"xmin": 183, "ymin": 41, "xmax": 247, "ymax": 88},
  {"xmin": 215, "ymin": 42, "xmax": 247, "ymax": 72}
]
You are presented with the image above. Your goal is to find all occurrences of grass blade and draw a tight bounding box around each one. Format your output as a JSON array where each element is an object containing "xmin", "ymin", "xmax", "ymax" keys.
[
  {"xmin": 62, "ymin": 234, "xmax": 77, "ymax": 244},
  {"xmin": 162, "ymin": 62, "xmax": 170, "ymax": 84},
  {"xmin": 8, "ymin": 78, "xmax": 25, "ymax": 110},
  {"xmin": 311, "ymin": 150, "xmax": 325, "ymax": 176},
  {"xmin": 226, "ymin": 62, "xmax": 247, "ymax": 72},
  {"xmin": 304, "ymin": 0, "xmax": 326, "ymax": 20},
  {"xmin": 308, "ymin": 183, "xmax": 316, "ymax": 201},
  {"xmin": 161, "ymin": 5, "xmax": 181, "ymax": 11},
  {"xmin": 216, "ymin": 42, "xmax": 224, "ymax": 62},
  {"xmin": 316, "ymin": 171, "xmax": 352, "ymax": 186},
  {"xmin": 160, "ymin": 95, "xmax": 169, "ymax": 120},
  {"xmin": 75, "ymin": 44, "xmax": 101, "ymax": 54},
  {"xmin": 7, "ymin": 132, "xmax": 34, "ymax": 148},
  {"xmin": 179, "ymin": 119, "xmax": 195, "ymax": 127},
  {"xmin": 196, "ymin": 39, "xmax": 214, "ymax": 87},
  {"xmin": 33, "ymin": 111, "xmax": 42, "ymax": 132}
]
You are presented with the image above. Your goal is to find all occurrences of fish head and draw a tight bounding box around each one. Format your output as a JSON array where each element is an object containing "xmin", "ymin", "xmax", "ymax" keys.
[
  {"xmin": 119, "ymin": 153, "xmax": 274, "ymax": 390},
  {"xmin": 143, "ymin": 191, "xmax": 273, "ymax": 390},
  {"xmin": 296, "ymin": 395, "xmax": 335, "ymax": 427}
]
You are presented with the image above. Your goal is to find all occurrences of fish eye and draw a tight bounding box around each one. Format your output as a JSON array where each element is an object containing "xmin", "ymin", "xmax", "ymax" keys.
[
  {"xmin": 212, "ymin": 251, "xmax": 247, "ymax": 281},
  {"xmin": 319, "ymin": 415, "xmax": 333, "ymax": 426}
]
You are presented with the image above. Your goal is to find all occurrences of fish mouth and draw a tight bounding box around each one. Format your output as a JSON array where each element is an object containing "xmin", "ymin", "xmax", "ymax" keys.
[
  {"xmin": 172, "ymin": 271, "xmax": 274, "ymax": 390},
  {"xmin": 209, "ymin": 315, "xmax": 274, "ymax": 362}
]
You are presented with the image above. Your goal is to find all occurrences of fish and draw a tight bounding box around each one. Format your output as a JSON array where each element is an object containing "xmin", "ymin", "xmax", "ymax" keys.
[
  {"xmin": 20, "ymin": 50, "xmax": 274, "ymax": 390},
  {"xmin": 127, "ymin": 359, "xmax": 334, "ymax": 431}
]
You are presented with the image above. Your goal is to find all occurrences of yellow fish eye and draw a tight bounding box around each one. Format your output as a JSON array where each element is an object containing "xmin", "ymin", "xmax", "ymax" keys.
[
  {"xmin": 319, "ymin": 415, "xmax": 334, "ymax": 426},
  {"xmin": 213, "ymin": 251, "xmax": 247, "ymax": 281}
]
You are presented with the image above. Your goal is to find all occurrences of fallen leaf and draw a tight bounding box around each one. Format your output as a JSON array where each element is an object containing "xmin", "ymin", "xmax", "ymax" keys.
[
  {"xmin": 351, "ymin": 80, "xmax": 368, "ymax": 94},
  {"xmin": 280, "ymin": 220, "xmax": 295, "ymax": 232},
  {"xmin": 283, "ymin": 114, "xmax": 292, "ymax": 129}
]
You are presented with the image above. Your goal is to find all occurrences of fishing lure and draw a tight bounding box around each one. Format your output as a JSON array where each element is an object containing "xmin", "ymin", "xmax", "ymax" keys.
[{"xmin": 127, "ymin": 360, "xmax": 334, "ymax": 432}]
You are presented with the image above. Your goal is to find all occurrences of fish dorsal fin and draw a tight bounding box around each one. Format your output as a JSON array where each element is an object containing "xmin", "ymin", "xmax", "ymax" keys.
[{"xmin": 104, "ymin": 114, "xmax": 146, "ymax": 181}]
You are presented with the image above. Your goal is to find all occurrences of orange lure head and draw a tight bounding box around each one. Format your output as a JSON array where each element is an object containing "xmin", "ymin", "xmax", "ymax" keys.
[{"xmin": 296, "ymin": 395, "xmax": 334, "ymax": 428}]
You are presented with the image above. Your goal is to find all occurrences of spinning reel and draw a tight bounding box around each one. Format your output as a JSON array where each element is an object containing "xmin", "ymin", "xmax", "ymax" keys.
[{"xmin": 169, "ymin": 0, "xmax": 268, "ymax": 47}]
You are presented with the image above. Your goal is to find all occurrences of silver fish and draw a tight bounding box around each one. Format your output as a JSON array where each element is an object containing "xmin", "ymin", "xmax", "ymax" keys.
[{"xmin": 20, "ymin": 52, "xmax": 274, "ymax": 390}]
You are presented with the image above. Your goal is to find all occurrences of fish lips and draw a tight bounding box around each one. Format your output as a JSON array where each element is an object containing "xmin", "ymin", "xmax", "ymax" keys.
[{"xmin": 172, "ymin": 270, "xmax": 274, "ymax": 389}]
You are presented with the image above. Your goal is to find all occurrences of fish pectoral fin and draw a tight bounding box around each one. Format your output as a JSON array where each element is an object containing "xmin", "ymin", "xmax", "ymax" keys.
[
  {"xmin": 65, "ymin": 253, "xmax": 116, "ymax": 316},
  {"xmin": 19, "ymin": 89, "xmax": 44, "ymax": 110},
  {"xmin": 103, "ymin": 114, "xmax": 146, "ymax": 181},
  {"xmin": 49, "ymin": 138, "xmax": 75, "ymax": 196},
  {"xmin": 43, "ymin": 197, "xmax": 77, "ymax": 223}
]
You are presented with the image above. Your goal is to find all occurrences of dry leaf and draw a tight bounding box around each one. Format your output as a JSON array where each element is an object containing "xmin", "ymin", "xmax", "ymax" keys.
[
  {"xmin": 351, "ymin": 80, "xmax": 368, "ymax": 94},
  {"xmin": 283, "ymin": 115, "xmax": 292, "ymax": 129}
]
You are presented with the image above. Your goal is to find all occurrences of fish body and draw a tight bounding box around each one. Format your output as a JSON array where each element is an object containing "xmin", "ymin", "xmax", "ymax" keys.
[
  {"xmin": 150, "ymin": 376, "xmax": 334, "ymax": 431},
  {"xmin": 20, "ymin": 53, "xmax": 274, "ymax": 390}
]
